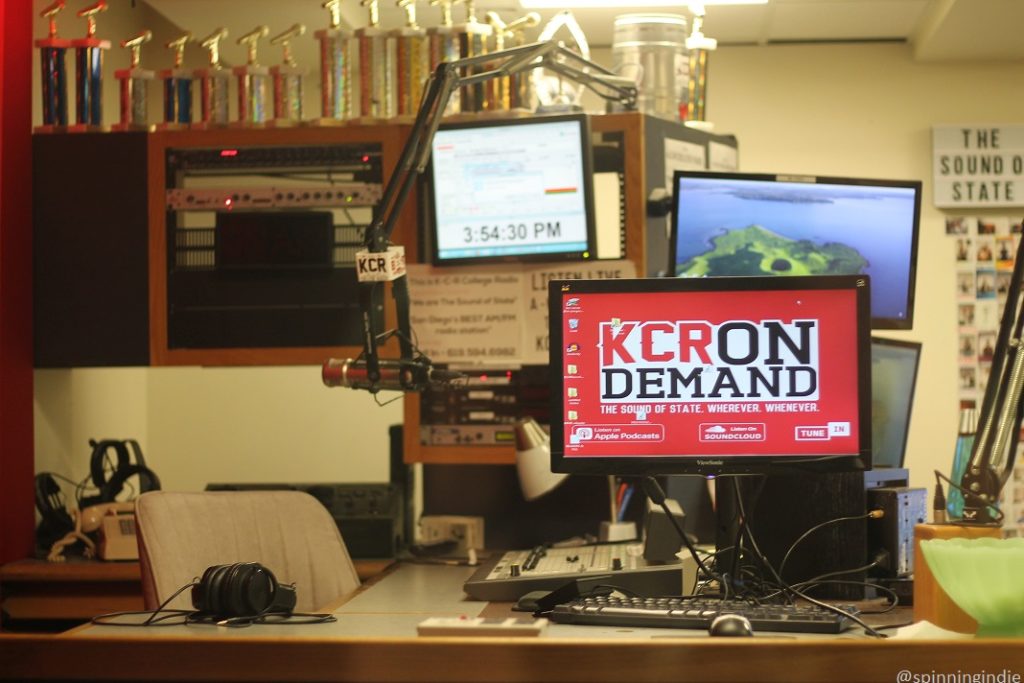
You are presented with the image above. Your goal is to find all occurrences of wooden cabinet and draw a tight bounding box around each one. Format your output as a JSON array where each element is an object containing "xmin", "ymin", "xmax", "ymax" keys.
[{"xmin": 33, "ymin": 125, "xmax": 415, "ymax": 367}]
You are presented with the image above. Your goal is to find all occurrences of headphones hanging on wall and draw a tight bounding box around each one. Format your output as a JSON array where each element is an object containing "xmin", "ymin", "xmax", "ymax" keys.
[
  {"xmin": 79, "ymin": 438, "xmax": 161, "ymax": 508},
  {"xmin": 191, "ymin": 563, "xmax": 298, "ymax": 619}
]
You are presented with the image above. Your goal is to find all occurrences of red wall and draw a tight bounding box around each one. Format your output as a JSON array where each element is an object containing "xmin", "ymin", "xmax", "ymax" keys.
[{"xmin": 0, "ymin": 0, "xmax": 37, "ymax": 563}]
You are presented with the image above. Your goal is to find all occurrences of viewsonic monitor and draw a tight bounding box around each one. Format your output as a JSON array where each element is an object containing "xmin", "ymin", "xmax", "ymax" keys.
[
  {"xmin": 669, "ymin": 171, "xmax": 920, "ymax": 330},
  {"xmin": 549, "ymin": 275, "xmax": 872, "ymax": 476},
  {"xmin": 428, "ymin": 114, "xmax": 596, "ymax": 265}
]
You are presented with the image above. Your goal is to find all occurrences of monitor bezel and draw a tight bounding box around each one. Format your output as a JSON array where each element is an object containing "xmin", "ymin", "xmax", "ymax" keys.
[
  {"xmin": 870, "ymin": 336, "xmax": 922, "ymax": 469},
  {"xmin": 427, "ymin": 113, "xmax": 597, "ymax": 267},
  {"xmin": 667, "ymin": 170, "xmax": 921, "ymax": 330},
  {"xmin": 548, "ymin": 274, "xmax": 874, "ymax": 477}
]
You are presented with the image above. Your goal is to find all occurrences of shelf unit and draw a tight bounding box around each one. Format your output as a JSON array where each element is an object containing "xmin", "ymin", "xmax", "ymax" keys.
[
  {"xmin": 34, "ymin": 113, "xmax": 737, "ymax": 467},
  {"xmin": 33, "ymin": 125, "xmax": 416, "ymax": 367}
]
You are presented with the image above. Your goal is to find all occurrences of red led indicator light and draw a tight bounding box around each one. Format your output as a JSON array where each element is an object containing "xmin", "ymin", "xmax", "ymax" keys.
[{"xmin": 220, "ymin": 149, "xmax": 239, "ymax": 157}]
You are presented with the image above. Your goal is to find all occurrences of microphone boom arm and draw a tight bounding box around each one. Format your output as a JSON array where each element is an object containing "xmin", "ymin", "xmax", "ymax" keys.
[
  {"xmin": 960, "ymin": 228, "xmax": 1024, "ymax": 523},
  {"xmin": 344, "ymin": 41, "xmax": 637, "ymax": 393}
]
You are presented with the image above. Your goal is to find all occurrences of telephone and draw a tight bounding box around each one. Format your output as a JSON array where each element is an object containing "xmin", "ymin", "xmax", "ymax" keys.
[
  {"xmin": 83, "ymin": 502, "xmax": 138, "ymax": 561},
  {"xmin": 47, "ymin": 501, "xmax": 138, "ymax": 562},
  {"xmin": 35, "ymin": 437, "xmax": 158, "ymax": 562}
]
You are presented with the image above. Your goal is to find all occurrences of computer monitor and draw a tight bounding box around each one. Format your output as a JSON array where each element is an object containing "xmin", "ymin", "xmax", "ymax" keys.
[
  {"xmin": 549, "ymin": 275, "xmax": 872, "ymax": 476},
  {"xmin": 871, "ymin": 337, "xmax": 921, "ymax": 469},
  {"xmin": 668, "ymin": 171, "xmax": 921, "ymax": 330},
  {"xmin": 427, "ymin": 114, "xmax": 596, "ymax": 266}
]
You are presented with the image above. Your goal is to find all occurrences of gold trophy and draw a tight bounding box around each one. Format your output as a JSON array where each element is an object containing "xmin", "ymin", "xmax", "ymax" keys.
[
  {"xmin": 313, "ymin": 0, "xmax": 351, "ymax": 123},
  {"xmin": 158, "ymin": 33, "xmax": 193, "ymax": 130},
  {"xmin": 36, "ymin": 0, "xmax": 72, "ymax": 132},
  {"xmin": 352, "ymin": 0, "xmax": 389, "ymax": 121},
  {"xmin": 111, "ymin": 30, "xmax": 154, "ymax": 132},
  {"xmin": 485, "ymin": 11, "xmax": 539, "ymax": 112},
  {"xmin": 427, "ymin": 0, "xmax": 459, "ymax": 115},
  {"xmin": 270, "ymin": 24, "xmax": 307, "ymax": 126},
  {"xmin": 451, "ymin": 0, "xmax": 492, "ymax": 114},
  {"xmin": 390, "ymin": 0, "xmax": 428, "ymax": 120},
  {"xmin": 233, "ymin": 25, "xmax": 271, "ymax": 127},
  {"xmin": 194, "ymin": 28, "xmax": 230, "ymax": 128},
  {"xmin": 685, "ymin": 9, "xmax": 716, "ymax": 127},
  {"xmin": 69, "ymin": 0, "xmax": 110, "ymax": 131}
]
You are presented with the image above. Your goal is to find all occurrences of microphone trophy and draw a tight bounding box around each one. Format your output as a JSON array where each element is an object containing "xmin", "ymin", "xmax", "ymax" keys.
[
  {"xmin": 36, "ymin": 0, "xmax": 72, "ymax": 133},
  {"xmin": 313, "ymin": 0, "xmax": 352, "ymax": 124},
  {"xmin": 233, "ymin": 25, "xmax": 270, "ymax": 127},
  {"xmin": 269, "ymin": 24, "xmax": 307, "ymax": 126},
  {"xmin": 157, "ymin": 33, "xmax": 193, "ymax": 130},
  {"xmin": 485, "ymin": 11, "xmax": 540, "ymax": 112},
  {"xmin": 111, "ymin": 30, "xmax": 154, "ymax": 132},
  {"xmin": 353, "ymin": 0, "xmax": 389, "ymax": 121},
  {"xmin": 194, "ymin": 28, "xmax": 230, "ymax": 129},
  {"xmin": 426, "ymin": 0, "xmax": 460, "ymax": 115},
  {"xmin": 391, "ymin": 0, "xmax": 429, "ymax": 121},
  {"xmin": 69, "ymin": 0, "xmax": 110, "ymax": 131},
  {"xmin": 451, "ymin": 0, "xmax": 492, "ymax": 114}
]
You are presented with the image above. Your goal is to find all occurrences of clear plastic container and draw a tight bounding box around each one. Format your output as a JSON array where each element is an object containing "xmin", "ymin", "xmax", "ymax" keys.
[{"xmin": 611, "ymin": 14, "xmax": 688, "ymax": 121}]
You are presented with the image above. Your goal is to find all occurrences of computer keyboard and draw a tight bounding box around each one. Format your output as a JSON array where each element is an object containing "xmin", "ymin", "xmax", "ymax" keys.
[
  {"xmin": 548, "ymin": 595, "xmax": 860, "ymax": 634},
  {"xmin": 463, "ymin": 542, "xmax": 688, "ymax": 602}
]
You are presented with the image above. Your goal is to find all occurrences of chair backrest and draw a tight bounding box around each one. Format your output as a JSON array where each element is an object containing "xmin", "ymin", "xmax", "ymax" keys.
[{"xmin": 135, "ymin": 490, "xmax": 360, "ymax": 612}]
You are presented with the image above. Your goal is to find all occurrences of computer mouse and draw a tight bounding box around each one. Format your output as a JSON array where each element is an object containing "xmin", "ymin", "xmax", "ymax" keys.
[{"xmin": 708, "ymin": 614, "xmax": 754, "ymax": 637}]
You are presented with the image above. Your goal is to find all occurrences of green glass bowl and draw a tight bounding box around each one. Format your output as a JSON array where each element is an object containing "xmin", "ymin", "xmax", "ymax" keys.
[{"xmin": 920, "ymin": 537, "xmax": 1024, "ymax": 637}]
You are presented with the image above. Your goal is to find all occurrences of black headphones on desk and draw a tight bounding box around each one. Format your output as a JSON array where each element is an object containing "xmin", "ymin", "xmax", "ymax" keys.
[{"xmin": 192, "ymin": 563, "xmax": 298, "ymax": 619}]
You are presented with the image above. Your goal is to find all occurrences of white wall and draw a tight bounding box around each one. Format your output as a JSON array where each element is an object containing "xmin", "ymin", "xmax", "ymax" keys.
[
  {"xmin": 32, "ymin": 35, "xmax": 1024, "ymax": 495},
  {"xmin": 706, "ymin": 42, "xmax": 1024, "ymax": 493}
]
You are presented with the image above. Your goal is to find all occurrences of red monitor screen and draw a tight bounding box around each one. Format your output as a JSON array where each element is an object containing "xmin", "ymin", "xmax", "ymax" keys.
[{"xmin": 549, "ymin": 275, "xmax": 872, "ymax": 475}]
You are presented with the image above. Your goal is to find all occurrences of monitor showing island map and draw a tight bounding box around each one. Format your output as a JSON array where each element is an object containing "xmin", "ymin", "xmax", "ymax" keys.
[{"xmin": 668, "ymin": 172, "xmax": 921, "ymax": 330}]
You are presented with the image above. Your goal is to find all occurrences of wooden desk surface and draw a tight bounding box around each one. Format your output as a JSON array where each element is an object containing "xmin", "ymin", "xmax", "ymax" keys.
[
  {"xmin": 1, "ymin": 563, "xmax": 1022, "ymax": 683},
  {"xmin": 0, "ymin": 557, "xmax": 393, "ymax": 624}
]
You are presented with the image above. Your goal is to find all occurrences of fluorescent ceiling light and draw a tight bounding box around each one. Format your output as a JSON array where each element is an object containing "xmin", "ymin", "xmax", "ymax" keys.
[{"xmin": 521, "ymin": 0, "xmax": 767, "ymax": 7}]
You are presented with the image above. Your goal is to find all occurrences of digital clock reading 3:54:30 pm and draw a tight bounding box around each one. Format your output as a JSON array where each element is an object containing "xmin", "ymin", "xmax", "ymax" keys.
[{"xmin": 462, "ymin": 221, "xmax": 565, "ymax": 244}]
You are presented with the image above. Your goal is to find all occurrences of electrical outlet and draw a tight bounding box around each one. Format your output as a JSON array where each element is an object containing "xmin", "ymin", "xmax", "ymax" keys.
[{"xmin": 419, "ymin": 515, "xmax": 485, "ymax": 556}]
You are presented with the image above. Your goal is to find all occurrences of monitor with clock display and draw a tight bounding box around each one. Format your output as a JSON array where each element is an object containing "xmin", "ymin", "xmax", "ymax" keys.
[{"xmin": 427, "ymin": 114, "xmax": 597, "ymax": 266}]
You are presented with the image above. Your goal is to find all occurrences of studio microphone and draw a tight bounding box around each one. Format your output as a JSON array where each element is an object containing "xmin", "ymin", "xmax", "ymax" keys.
[{"xmin": 322, "ymin": 358, "xmax": 463, "ymax": 393}]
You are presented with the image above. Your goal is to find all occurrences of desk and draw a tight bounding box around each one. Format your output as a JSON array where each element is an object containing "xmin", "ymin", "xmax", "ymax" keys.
[
  {"xmin": 0, "ymin": 558, "xmax": 394, "ymax": 629},
  {"xmin": 1, "ymin": 563, "xmax": 1022, "ymax": 682},
  {"xmin": 0, "ymin": 560, "xmax": 144, "ymax": 625}
]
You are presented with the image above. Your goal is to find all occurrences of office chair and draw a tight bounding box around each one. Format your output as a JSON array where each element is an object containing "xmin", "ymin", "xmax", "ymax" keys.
[{"xmin": 135, "ymin": 490, "xmax": 360, "ymax": 613}]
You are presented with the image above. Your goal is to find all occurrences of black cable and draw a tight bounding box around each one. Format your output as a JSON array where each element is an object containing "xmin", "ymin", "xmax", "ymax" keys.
[
  {"xmin": 91, "ymin": 580, "xmax": 200, "ymax": 626},
  {"xmin": 778, "ymin": 511, "xmax": 876, "ymax": 582},
  {"xmin": 186, "ymin": 611, "xmax": 337, "ymax": 627},
  {"xmin": 876, "ymin": 621, "xmax": 914, "ymax": 631},
  {"xmin": 731, "ymin": 477, "xmax": 887, "ymax": 639},
  {"xmin": 91, "ymin": 578, "xmax": 337, "ymax": 628},
  {"xmin": 640, "ymin": 477, "xmax": 719, "ymax": 584}
]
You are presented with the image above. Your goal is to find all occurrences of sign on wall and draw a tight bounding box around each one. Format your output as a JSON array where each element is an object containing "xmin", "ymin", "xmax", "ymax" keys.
[{"xmin": 933, "ymin": 125, "xmax": 1024, "ymax": 208}]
